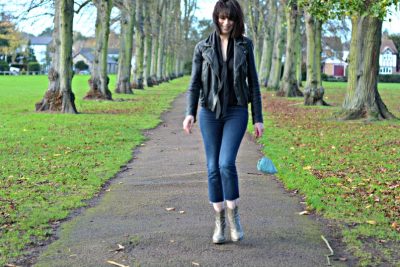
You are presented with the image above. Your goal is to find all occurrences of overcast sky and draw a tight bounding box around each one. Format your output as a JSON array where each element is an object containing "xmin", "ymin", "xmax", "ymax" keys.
[{"xmin": 0, "ymin": 0, "xmax": 399, "ymax": 37}]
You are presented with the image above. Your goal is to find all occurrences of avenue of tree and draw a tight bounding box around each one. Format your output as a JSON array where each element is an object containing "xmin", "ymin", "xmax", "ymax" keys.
[
  {"xmin": 243, "ymin": 0, "xmax": 398, "ymax": 120},
  {"xmin": 1, "ymin": 0, "xmax": 398, "ymax": 120},
  {"xmin": 34, "ymin": 0, "xmax": 197, "ymax": 112}
]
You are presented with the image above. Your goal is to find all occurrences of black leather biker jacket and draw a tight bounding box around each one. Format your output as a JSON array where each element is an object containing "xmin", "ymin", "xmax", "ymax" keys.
[{"xmin": 186, "ymin": 32, "xmax": 263, "ymax": 124}]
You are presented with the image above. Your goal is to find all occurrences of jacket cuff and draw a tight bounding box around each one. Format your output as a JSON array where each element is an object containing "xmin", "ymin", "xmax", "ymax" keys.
[{"xmin": 252, "ymin": 113, "xmax": 263, "ymax": 125}]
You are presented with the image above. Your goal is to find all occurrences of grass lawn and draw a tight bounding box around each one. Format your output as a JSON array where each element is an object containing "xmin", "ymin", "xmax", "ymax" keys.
[
  {"xmin": 256, "ymin": 81, "xmax": 400, "ymax": 266},
  {"xmin": 0, "ymin": 75, "xmax": 188, "ymax": 265}
]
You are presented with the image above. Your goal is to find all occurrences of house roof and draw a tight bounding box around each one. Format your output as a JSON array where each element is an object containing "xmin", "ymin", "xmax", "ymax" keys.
[
  {"xmin": 74, "ymin": 48, "xmax": 118, "ymax": 64},
  {"xmin": 380, "ymin": 39, "xmax": 398, "ymax": 54},
  {"xmin": 30, "ymin": 36, "xmax": 52, "ymax": 45},
  {"xmin": 323, "ymin": 56, "xmax": 348, "ymax": 65},
  {"xmin": 108, "ymin": 48, "xmax": 119, "ymax": 55}
]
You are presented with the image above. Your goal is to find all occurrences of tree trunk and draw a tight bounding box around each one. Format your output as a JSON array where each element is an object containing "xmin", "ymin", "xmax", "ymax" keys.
[
  {"xmin": 267, "ymin": 0, "xmax": 285, "ymax": 90},
  {"xmin": 258, "ymin": 0, "xmax": 276, "ymax": 87},
  {"xmin": 149, "ymin": 29, "xmax": 158, "ymax": 85},
  {"xmin": 182, "ymin": 0, "xmax": 196, "ymax": 74},
  {"xmin": 132, "ymin": 0, "xmax": 144, "ymax": 89},
  {"xmin": 343, "ymin": 16, "xmax": 359, "ymax": 106},
  {"xmin": 143, "ymin": 0, "xmax": 153, "ymax": 87},
  {"xmin": 149, "ymin": 0, "xmax": 163, "ymax": 85},
  {"xmin": 173, "ymin": 0, "xmax": 181, "ymax": 78},
  {"xmin": 304, "ymin": 11, "xmax": 327, "ymax": 105},
  {"xmin": 84, "ymin": 0, "xmax": 113, "ymax": 100},
  {"xmin": 115, "ymin": 0, "xmax": 134, "ymax": 94},
  {"xmin": 277, "ymin": 0, "xmax": 303, "ymax": 97},
  {"xmin": 247, "ymin": 0, "xmax": 263, "ymax": 69},
  {"xmin": 156, "ymin": 2, "xmax": 166, "ymax": 82},
  {"xmin": 339, "ymin": 15, "xmax": 396, "ymax": 120},
  {"xmin": 295, "ymin": 9, "xmax": 303, "ymax": 87},
  {"xmin": 35, "ymin": 0, "xmax": 77, "ymax": 113}
]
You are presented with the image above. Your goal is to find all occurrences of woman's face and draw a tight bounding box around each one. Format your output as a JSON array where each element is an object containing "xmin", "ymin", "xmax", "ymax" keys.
[{"xmin": 218, "ymin": 15, "xmax": 234, "ymax": 35}]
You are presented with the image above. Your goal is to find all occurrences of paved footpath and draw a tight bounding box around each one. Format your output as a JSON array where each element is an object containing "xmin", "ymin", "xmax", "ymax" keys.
[{"xmin": 35, "ymin": 94, "xmax": 348, "ymax": 267}]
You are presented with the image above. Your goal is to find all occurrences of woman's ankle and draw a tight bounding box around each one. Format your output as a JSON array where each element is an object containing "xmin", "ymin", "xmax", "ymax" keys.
[
  {"xmin": 226, "ymin": 199, "xmax": 238, "ymax": 210},
  {"xmin": 212, "ymin": 202, "xmax": 224, "ymax": 212}
]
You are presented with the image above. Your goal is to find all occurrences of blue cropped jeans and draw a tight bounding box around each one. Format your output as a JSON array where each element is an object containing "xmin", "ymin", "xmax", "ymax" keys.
[{"xmin": 199, "ymin": 106, "xmax": 248, "ymax": 203}]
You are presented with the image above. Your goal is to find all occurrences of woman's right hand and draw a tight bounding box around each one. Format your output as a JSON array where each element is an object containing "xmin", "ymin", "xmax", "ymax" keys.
[{"xmin": 183, "ymin": 115, "xmax": 195, "ymax": 134}]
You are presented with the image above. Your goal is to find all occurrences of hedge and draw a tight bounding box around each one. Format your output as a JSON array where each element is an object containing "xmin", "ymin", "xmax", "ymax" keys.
[
  {"xmin": 378, "ymin": 74, "xmax": 400, "ymax": 83},
  {"xmin": 0, "ymin": 61, "xmax": 9, "ymax": 71},
  {"xmin": 27, "ymin": 62, "xmax": 41, "ymax": 72}
]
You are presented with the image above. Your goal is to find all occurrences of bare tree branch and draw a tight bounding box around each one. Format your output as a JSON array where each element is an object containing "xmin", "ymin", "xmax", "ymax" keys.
[{"xmin": 75, "ymin": 0, "xmax": 92, "ymax": 14}]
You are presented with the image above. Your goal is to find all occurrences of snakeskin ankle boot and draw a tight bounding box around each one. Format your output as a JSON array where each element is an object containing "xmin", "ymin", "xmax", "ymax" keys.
[
  {"xmin": 212, "ymin": 210, "xmax": 226, "ymax": 244},
  {"xmin": 227, "ymin": 206, "xmax": 244, "ymax": 241}
]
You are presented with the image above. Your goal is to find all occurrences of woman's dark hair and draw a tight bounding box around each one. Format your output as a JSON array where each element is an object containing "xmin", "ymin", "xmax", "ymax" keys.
[{"xmin": 212, "ymin": 0, "xmax": 245, "ymax": 38}]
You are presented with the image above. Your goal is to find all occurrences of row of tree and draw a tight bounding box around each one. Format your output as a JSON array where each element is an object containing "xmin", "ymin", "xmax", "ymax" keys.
[
  {"xmin": 14, "ymin": 0, "xmax": 398, "ymax": 120},
  {"xmin": 35, "ymin": 0, "xmax": 197, "ymax": 113},
  {"xmin": 243, "ymin": 0, "xmax": 398, "ymax": 120}
]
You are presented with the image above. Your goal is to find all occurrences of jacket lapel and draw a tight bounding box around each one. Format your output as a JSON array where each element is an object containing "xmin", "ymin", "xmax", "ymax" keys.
[
  {"xmin": 203, "ymin": 33, "xmax": 221, "ymax": 82},
  {"xmin": 234, "ymin": 38, "xmax": 247, "ymax": 73}
]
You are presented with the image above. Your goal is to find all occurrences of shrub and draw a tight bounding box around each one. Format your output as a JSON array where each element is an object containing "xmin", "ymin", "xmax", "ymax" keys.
[
  {"xmin": 183, "ymin": 61, "xmax": 192, "ymax": 75},
  {"xmin": 75, "ymin": 60, "xmax": 89, "ymax": 71},
  {"xmin": 27, "ymin": 62, "xmax": 41, "ymax": 72},
  {"xmin": 378, "ymin": 74, "xmax": 400, "ymax": 83},
  {"xmin": 325, "ymin": 75, "xmax": 347, "ymax": 82},
  {"xmin": 0, "ymin": 61, "xmax": 9, "ymax": 71}
]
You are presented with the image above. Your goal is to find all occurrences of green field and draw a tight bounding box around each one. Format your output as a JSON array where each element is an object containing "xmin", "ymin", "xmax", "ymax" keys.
[
  {"xmin": 0, "ymin": 75, "xmax": 188, "ymax": 265},
  {"xmin": 256, "ymin": 81, "xmax": 400, "ymax": 266}
]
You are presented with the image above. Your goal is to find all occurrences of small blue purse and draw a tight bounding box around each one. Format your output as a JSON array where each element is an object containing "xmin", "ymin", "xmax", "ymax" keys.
[{"xmin": 257, "ymin": 156, "xmax": 277, "ymax": 174}]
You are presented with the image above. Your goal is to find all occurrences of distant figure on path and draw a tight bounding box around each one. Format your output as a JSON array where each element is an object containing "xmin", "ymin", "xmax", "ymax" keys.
[{"xmin": 183, "ymin": 0, "xmax": 264, "ymax": 244}]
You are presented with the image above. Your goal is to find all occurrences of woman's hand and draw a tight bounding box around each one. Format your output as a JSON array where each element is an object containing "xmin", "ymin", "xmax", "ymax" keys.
[
  {"xmin": 183, "ymin": 115, "xmax": 195, "ymax": 134},
  {"xmin": 254, "ymin": 122, "xmax": 264, "ymax": 138}
]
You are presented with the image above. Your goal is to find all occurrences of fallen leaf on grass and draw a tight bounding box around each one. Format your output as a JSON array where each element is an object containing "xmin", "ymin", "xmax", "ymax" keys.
[
  {"xmin": 302, "ymin": 166, "xmax": 312, "ymax": 170},
  {"xmin": 299, "ymin": 211, "xmax": 310, "ymax": 215},
  {"xmin": 366, "ymin": 220, "xmax": 377, "ymax": 225},
  {"xmin": 391, "ymin": 222, "xmax": 398, "ymax": 230},
  {"xmin": 106, "ymin": 260, "xmax": 129, "ymax": 267},
  {"xmin": 166, "ymin": 207, "xmax": 175, "ymax": 211}
]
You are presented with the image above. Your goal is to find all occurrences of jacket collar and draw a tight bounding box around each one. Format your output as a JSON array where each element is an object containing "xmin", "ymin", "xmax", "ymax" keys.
[{"xmin": 202, "ymin": 31, "xmax": 247, "ymax": 79}]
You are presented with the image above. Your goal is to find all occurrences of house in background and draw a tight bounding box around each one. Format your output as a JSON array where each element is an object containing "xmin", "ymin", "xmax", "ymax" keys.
[
  {"xmin": 321, "ymin": 36, "xmax": 348, "ymax": 77},
  {"xmin": 322, "ymin": 35, "xmax": 399, "ymax": 77},
  {"xmin": 379, "ymin": 37, "xmax": 398, "ymax": 75},
  {"xmin": 73, "ymin": 48, "xmax": 118, "ymax": 74},
  {"xmin": 322, "ymin": 56, "xmax": 348, "ymax": 77},
  {"xmin": 29, "ymin": 36, "xmax": 52, "ymax": 66}
]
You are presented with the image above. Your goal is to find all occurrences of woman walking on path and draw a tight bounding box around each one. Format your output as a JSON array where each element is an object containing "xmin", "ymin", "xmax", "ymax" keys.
[{"xmin": 183, "ymin": 0, "xmax": 264, "ymax": 244}]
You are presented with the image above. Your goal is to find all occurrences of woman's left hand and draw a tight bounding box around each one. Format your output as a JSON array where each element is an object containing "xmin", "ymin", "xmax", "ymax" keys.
[{"xmin": 254, "ymin": 122, "xmax": 264, "ymax": 138}]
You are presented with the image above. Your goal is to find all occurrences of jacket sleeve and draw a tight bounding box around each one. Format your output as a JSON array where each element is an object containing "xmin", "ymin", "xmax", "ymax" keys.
[
  {"xmin": 247, "ymin": 39, "xmax": 264, "ymax": 124},
  {"xmin": 186, "ymin": 42, "xmax": 203, "ymax": 122}
]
